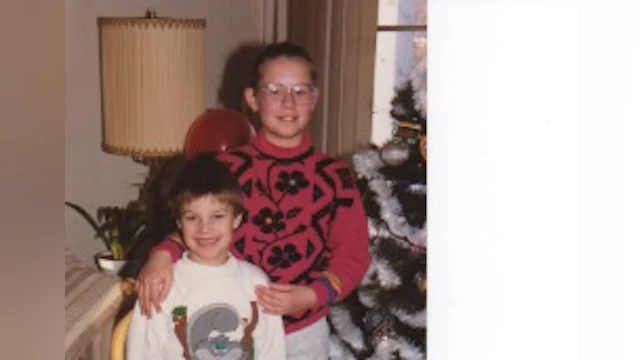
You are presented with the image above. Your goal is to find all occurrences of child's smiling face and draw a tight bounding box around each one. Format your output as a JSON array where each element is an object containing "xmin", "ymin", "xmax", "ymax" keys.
[
  {"xmin": 178, "ymin": 194, "xmax": 241, "ymax": 266},
  {"xmin": 244, "ymin": 56, "xmax": 318, "ymax": 148}
]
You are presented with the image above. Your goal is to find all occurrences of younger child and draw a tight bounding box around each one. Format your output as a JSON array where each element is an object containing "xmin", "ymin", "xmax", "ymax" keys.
[{"xmin": 127, "ymin": 154, "xmax": 286, "ymax": 360}]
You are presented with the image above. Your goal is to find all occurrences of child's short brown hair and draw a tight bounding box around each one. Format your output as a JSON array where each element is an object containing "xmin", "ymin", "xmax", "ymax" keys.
[{"xmin": 168, "ymin": 153, "xmax": 243, "ymax": 220}]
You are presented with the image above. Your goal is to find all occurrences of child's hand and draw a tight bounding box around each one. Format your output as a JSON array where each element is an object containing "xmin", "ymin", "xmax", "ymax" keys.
[
  {"xmin": 135, "ymin": 250, "xmax": 174, "ymax": 318},
  {"xmin": 255, "ymin": 284, "xmax": 318, "ymax": 315}
]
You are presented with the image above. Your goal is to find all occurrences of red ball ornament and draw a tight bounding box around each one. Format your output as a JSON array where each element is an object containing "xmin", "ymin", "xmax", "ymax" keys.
[{"xmin": 183, "ymin": 108, "xmax": 256, "ymax": 159}]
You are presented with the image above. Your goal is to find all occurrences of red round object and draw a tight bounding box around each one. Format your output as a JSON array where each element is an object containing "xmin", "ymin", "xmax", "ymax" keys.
[{"xmin": 184, "ymin": 108, "xmax": 256, "ymax": 159}]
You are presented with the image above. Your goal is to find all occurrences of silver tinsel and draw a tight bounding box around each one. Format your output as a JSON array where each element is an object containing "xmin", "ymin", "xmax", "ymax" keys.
[
  {"xmin": 353, "ymin": 149, "xmax": 426, "ymax": 248},
  {"xmin": 329, "ymin": 148, "xmax": 426, "ymax": 360},
  {"xmin": 329, "ymin": 306, "xmax": 366, "ymax": 350}
]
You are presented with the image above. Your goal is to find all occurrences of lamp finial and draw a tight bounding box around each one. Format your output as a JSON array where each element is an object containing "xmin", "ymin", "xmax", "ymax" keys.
[{"xmin": 144, "ymin": 8, "xmax": 157, "ymax": 19}]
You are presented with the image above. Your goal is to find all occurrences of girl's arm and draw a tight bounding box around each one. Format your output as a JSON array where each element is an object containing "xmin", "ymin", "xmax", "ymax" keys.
[
  {"xmin": 309, "ymin": 164, "xmax": 371, "ymax": 307},
  {"xmin": 136, "ymin": 235, "xmax": 184, "ymax": 316}
]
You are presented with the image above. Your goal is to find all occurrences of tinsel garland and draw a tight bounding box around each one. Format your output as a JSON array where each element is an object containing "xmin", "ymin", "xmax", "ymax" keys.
[
  {"xmin": 353, "ymin": 148, "xmax": 426, "ymax": 249},
  {"xmin": 328, "ymin": 149, "xmax": 426, "ymax": 359}
]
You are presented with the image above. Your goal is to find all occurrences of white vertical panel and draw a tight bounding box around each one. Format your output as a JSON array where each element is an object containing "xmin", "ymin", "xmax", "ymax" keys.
[{"xmin": 429, "ymin": 0, "xmax": 640, "ymax": 359}]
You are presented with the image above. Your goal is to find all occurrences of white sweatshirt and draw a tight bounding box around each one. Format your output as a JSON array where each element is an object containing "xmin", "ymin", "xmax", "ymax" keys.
[{"xmin": 127, "ymin": 254, "xmax": 286, "ymax": 360}]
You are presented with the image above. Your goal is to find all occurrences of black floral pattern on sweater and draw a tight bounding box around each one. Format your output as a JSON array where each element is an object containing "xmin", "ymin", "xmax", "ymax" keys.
[
  {"xmin": 275, "ymin": 170, "xmax": 310, "ymax": 195},
  {"xmin": 267, "ymin": 244, "xmax": 302, "ymax": 269},
  {"xmin": 252, "ymin": 207, "xmax": 285, "ymax": 233}
]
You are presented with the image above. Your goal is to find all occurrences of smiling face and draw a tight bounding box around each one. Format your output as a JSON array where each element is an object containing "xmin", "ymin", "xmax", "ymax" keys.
[
  {"xmin": 244, "ymin": 56, "xmax": 318, "ymax": 148},
  {"xmin": 178, "ymin": 194, "xmax": 242, "ymax": 266}
]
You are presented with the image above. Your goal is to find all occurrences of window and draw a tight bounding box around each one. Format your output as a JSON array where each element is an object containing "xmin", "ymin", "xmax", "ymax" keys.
[{"xmin": 371, "ymin": 0, "xmax": 427, "ymax": 146}]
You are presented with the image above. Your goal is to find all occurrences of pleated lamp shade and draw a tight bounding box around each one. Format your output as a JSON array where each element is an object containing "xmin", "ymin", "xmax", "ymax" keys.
[{"xmin": 98, "ymin": 15, "xmax": 206, "ymax": 158}]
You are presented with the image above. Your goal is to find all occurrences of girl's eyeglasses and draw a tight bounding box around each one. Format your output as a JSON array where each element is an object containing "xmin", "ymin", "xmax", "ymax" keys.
[{"xmin": 257, "ymin": 83, "xmax": 317, "ymax": 105}]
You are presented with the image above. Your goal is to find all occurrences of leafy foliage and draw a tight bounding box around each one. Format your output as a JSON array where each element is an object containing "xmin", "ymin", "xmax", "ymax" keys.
[{"xmin": 65, "ymin": 200, "xmax": 145, "ymax": 260}]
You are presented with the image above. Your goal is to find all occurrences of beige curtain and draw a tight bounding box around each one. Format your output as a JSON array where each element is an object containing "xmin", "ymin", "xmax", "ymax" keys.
[
  {"xmin": 260, "ymin": 0, "xmax": 289, "ymax": 43},
  {"xmin": 230, "ymin": 0, "xmax": 287, "ymax": 118},
  {"xmin": 287, "ymin": 0, "xmax": 378, "ymax": 159}
]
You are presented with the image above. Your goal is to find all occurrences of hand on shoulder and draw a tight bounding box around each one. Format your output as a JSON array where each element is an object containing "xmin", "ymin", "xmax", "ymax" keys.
[{"xmin": 136, "ymin": 250, "xmax": 175, "ymax": 318}]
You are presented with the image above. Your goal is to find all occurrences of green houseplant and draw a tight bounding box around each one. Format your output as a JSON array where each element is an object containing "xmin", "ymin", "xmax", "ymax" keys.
[{"xmin": 65, "ymin": 200, "xmax": 146, "ymax": 264}]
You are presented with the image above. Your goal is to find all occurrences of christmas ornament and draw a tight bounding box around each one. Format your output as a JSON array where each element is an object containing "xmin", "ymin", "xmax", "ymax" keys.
[
  {"xmin": 414, "ymin": 273, "xmax": 426, "ymax": 295},
  {"xmin": 380, "ymin": 139, "xmax": 410, "ymax": 166},
  {"xmin": 363, "ymin": 307, "xmax": 394, "ymax": 348},
  {"xmin": 419, "ymin": 135, "xmax": 427, "ymax": 162},
  {"xmin": 389, "ymin": 81, "xmax": 426, "ymax": 145},
  {"xmin": 394, "ymin": 121, "xmax": 422, "ymax": 143}
]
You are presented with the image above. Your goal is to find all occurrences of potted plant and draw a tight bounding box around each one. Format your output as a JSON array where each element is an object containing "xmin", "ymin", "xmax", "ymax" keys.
[{"xmin": 65, "ymin": 200, "xmax": 146, "ymax": 274}]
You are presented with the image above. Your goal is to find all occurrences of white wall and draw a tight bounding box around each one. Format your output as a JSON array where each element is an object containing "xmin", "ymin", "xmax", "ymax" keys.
[
  {"xmin": 429, "ymin": 1, "xmax": 640, "ymax": 359},
  {"xmin": 65, "ymin": 0, "xmax": 269, "ymax": 264}
]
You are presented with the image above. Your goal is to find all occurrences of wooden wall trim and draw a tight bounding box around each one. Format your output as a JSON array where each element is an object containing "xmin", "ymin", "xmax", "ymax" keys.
[{"xmin": 288, "ymin": 0, "xmax": 378, "ymax": 158}]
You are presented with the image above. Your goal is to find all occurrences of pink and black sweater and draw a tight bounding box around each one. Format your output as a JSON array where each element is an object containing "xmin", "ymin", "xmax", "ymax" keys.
[{"xmin": 153, "ymin": 132, "xmax": 371, "ymax": 334}]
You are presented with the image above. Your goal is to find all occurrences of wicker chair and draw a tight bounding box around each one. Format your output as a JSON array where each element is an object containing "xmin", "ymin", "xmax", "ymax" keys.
[{"xmin": 110, "ymin": 279, "xmax": 136, "ymax": 360}]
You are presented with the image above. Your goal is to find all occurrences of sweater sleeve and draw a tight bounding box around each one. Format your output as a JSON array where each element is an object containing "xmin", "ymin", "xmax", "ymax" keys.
[
  {"xmin": 149, "ymin": 234, "xmax": 186, "ymax": 263},
  {"xmin": 309, "ymin": 165, "xmax": 371, "ymax": 306}
]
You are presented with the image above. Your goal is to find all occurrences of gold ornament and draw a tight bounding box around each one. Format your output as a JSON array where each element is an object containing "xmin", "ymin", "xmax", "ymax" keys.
[
  {"xmin": 419, "ymin": 135, "xmax": 427, "ymax": 162},
  {"xmin": 415, "ymin": 273, "xmax": 426, "ymax": 295}
]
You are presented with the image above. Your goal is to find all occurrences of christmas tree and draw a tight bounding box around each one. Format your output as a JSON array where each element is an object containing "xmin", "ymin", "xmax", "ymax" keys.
[
  {"xmin": 379, "ymin": 80, "xmax": 426, "ymax": 184},
  {"xmin": 328, "ymin": 81, "xmax": 427, "ymax": 359}
]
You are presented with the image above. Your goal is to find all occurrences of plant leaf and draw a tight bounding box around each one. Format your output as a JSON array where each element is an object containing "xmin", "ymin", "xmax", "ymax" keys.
[
  {"xmin": 94, "ymin": 221, "xmax": 114, "ymax": 243},
  {"xmin": 65, "ymin": 201, "xmax": 100, "ymax": 232},
  {"xmin": 68, "ymin": 200, "xmax": 146, "ymax": 259}
]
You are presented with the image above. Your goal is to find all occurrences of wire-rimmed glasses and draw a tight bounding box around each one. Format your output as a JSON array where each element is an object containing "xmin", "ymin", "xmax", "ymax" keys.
[{"xmin": 256, "ymin": 83, "xmax": 317, "ymax": 106}]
